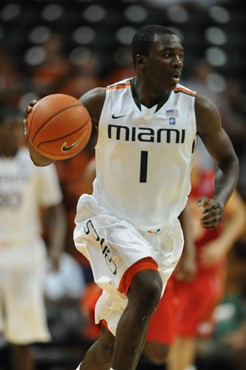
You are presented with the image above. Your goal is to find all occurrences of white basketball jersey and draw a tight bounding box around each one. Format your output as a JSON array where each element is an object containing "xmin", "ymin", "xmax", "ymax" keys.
[
  {"xmin": 93, "ymin": 78, "xmax": 197, "ymax": 230},
  {"xmin": 0, "ymin": 147, "xmax": 63, "ymax": 245}
]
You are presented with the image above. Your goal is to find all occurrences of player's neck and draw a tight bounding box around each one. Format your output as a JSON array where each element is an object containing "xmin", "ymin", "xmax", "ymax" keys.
[{"xmin": 133, "ymin": 77, "xmax": 170, "ymax": 108}]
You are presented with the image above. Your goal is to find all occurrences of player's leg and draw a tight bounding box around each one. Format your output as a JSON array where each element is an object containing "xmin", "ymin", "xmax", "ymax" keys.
[
  {"xmin": 142, "ymin": 276, "xmax": 177, "ymax": 365},
  {"xmin": 168, "ymin": 336, "xmax": 196, "ymax": 370},
  {"xmin": 10, "ymin": 345, "xmax": 33, "ymax": 370},
  {"xmin": 144, "ymin": 342, "xmax": 170, "ymax": 365},
  {"xmin": 78, "ymin": 270, "xmax": 163, "ymax": 370},
  {"xmin": 80, "ymin": 325, "xmax": 115, "ymax": 370},
  {"xmin": 111, "ymin": 269, "xmax": 163, "ymax": 370},
  {"xmin": 168, "ymin": 269, "xmax": 223, "ymax": 370},
  {"xmin": 10, "ymin": 344, "xmax": 34, "ymax": 370},
  {"xmin": 80, "ymin": 270, "xmax": 162, "ymax": 370}
]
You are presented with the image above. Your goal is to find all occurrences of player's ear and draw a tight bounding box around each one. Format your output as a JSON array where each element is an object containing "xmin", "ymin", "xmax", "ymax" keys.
[{"xmin": 136, "ymin": 54, "xmax": 147, "ymax": 71}]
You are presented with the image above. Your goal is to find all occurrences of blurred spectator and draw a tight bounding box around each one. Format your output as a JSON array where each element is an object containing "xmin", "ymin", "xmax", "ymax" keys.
[
  {"xmin": 0, "ymin": 106, "xmax": 66, "ymax": 370},
  {"xmin": 217, "ymin": 79, "xmax": 246, "ymax": 199},
  {"xmin": 0, "ymin": 45, "xmax": 24, "ymax": 107},
  {"xmin": 221, "ymin": 320, "xmax": 246, "ymax": 370},
  {"xmin": 184, "ymin": 59, "xmax": 223, "ymax": 111},
  {"xmin": 44, "ymin": 252, "xmax": 87, "ymax": 348},
  {"xmin": 55, "ymin": 49, "xmax": 101, "ymax": 99},
  {"xmin": 30, "ymin": 33, "xmax": 70, "ymax": 96},
  {"xmin": 107, "ymin": 47, "xmax": 135, "ymax": 85},
  {"xmin": 143, "ymin": 0, "xmax": 229, "ymax": 9},
  {"xmin": 184, "ymin": 60, "xmax": 246, "ymax": 198}
]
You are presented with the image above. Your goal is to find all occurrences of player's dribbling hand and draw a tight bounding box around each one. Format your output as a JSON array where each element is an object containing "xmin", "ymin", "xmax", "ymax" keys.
[
  {"xmin": 23, "ymin": 100, "xmax": 54, "ymax": 166},
  {"xmin": 23, "ymin": 99, "xmax": 37, "ymax": 138},
  {"xmin": 197, "ymin": 196, "xmax": 223, "ymax": 229}
]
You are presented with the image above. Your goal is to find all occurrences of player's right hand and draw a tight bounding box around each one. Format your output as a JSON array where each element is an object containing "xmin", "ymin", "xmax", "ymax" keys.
[
  {"xmin": 28, "ymin": 140, "xmax": 55, "ymax": 166},
  {"xmin": 23, "ymin": 100, "xmax": 37, "ymax": 138},
  {"xmin": 23, "ymin": 100, "xmax": 54, "ymax": 166}
]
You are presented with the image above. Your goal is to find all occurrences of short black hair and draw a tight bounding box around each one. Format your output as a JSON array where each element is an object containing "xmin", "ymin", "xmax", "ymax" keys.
[
  {"xmin": 131, "ymin": 25, "xmax": 176, "ymax": 67},
  {"xmin": 0, "ymin": 106, "xmax": 24, "ymax": 126}
]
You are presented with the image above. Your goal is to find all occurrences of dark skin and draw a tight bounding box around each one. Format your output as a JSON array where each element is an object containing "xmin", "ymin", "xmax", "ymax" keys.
[{"xmin": 24, "ymin": 33, "xmax": 239, "ymax": 370}]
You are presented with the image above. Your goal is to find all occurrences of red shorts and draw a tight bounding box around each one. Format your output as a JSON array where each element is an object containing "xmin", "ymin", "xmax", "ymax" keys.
[
  {"xmin": 146, "ymin": 278, "xmax": 177, "ymax": 345},
  {"xmin": 173, "ymin": 265, "xmax": 226, "ymax": 338}
]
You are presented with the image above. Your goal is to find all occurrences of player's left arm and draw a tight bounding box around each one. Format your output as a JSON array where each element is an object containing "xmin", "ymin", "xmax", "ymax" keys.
[{"xmin": 196, "ymin": 94, "xmax": 239, "ymax": 229}]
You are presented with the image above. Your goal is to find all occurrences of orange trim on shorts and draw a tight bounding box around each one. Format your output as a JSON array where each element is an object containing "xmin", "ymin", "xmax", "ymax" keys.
[
  {"xmin": 118, "ymin": 257, "xmax": 158, "ymax": 295},
  {"xmin": 107, "ymin": 81, "xmax": 131, "ymax": 90}
]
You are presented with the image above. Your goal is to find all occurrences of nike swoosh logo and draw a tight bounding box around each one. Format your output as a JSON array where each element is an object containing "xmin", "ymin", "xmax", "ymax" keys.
[
  {"xmin": 61, "ymin": 131, "xmax": 88, "ymax": 152},
  {"xmin": 112, "ymin": 114, "xmax": 126, "ymax": 119}
]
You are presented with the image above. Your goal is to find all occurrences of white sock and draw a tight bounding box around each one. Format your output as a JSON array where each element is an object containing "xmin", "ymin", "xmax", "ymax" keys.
[{"xmin": 75, "ymin": 362, "xmax": 82, "ymax": 370}]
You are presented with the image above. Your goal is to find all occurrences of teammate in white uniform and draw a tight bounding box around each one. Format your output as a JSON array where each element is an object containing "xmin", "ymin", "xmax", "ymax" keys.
[
  {"xmin": 0, "ymin": 107, "xmax": 66, "ymax": 370},
  {"xmin": 25, "ymin": 25, "xmax": 239, "ymax": 370}
]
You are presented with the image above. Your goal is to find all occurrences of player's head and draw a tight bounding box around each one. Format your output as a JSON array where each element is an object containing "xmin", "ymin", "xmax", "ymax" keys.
[
  {"xmin": 131, "ymin": 24, "xmax": 184, "ymax": 90},
  {"xmin": 0, "ymin": 106, "xmax": 24, "ymax": 155}
]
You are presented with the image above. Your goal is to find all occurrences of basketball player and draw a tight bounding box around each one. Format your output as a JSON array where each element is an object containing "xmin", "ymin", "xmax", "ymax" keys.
[
  {"xmin": 24, "ymin": 25, "xmax": 239, "ymax": 370},
  {"xmin": 0, "ymin": 106, "xmax": 66, "ymax": 370}
]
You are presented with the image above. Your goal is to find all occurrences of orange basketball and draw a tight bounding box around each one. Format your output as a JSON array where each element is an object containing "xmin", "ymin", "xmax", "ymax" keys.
[{"xmin": 26, "ymin": 93, "xmax": 92, "ymax": 160}]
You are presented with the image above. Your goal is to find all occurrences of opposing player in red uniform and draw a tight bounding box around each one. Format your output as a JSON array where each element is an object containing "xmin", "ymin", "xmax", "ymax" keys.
[{"xmin": 168, "ymin": 150, "xmax": 245, "ymax": 370}]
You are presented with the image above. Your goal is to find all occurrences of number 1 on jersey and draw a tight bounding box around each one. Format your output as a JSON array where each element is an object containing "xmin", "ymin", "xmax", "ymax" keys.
[{"xmin": 139, "ymin": 151, "xmax": 148, "ymax": 183}]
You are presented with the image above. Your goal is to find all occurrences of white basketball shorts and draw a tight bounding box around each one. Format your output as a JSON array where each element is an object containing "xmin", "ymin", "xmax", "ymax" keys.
[
  {"xmin": 0, "ymin": 239, "xmax": 50, "ymax": 344},
  {"xmin": 74, "ymin": 194, "xmax": 184, "ymax": 336}
]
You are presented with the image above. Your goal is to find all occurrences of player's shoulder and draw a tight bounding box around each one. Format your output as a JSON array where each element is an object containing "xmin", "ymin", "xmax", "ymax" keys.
[
  {"xmin": 195, "ymin": 93, "xmax": 222, "ymax": 134},
  {"xmin": 79, "ymin": 87, "xmax": 106, "ymax": 125},
  {"xmin": 80, "ymin": 87, "xmax": 106, "ymax": 106},
  {"xmin": 106, "ymin": 78, "xmax": 132, "ymax": 91},
  {"xmin": 195, "ymin": 93, "xmax": 221, "ymax": 119},
  {"xmin": 174, "ymin": 83, "xmax": 197, "ymax": 97}
]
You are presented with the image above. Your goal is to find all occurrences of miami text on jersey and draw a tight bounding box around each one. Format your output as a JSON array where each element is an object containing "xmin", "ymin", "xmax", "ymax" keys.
[{"xmin": 108, "ymin": 125, "xmax": 185, "ymax": 144}]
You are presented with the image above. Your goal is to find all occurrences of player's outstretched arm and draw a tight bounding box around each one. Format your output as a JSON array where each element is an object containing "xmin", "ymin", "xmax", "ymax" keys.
[{"xmin": 196, "ymin": 94, "xmax": 239, "ymax": 229}]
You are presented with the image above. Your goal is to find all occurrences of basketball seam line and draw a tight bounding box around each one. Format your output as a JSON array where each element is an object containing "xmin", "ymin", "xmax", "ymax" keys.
[
  {"xmin": 37, "ymin": 117, "xmax": 90, "ymax": 146},
  {"xmin": 29, "ymin": 95, "xmax": 53, "ymax": 138},
  {"xmin": 32, "ymin": 103, "xmax": 85, "ymax": 142}
]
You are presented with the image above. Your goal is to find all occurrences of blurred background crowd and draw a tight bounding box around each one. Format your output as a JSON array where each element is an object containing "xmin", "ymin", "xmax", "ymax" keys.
[{"xmin": 0, "ymin": 0, "xmax": 245, "ymax": 369}]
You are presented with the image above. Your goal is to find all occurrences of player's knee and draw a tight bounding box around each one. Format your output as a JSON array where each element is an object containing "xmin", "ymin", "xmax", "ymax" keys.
[
  {"xmin": 128, "ymin": 270, "xmax": 162, "ymax": 312},
  {"xmin": 144, "ymin": 342, "xmax": 170, "ymax": 365}
]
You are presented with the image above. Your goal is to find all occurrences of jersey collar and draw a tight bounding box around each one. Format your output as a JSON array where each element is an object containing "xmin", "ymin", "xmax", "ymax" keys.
[{"xmin": 130, "ymin": 78, "xmax": 171, "ymax": 113}]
